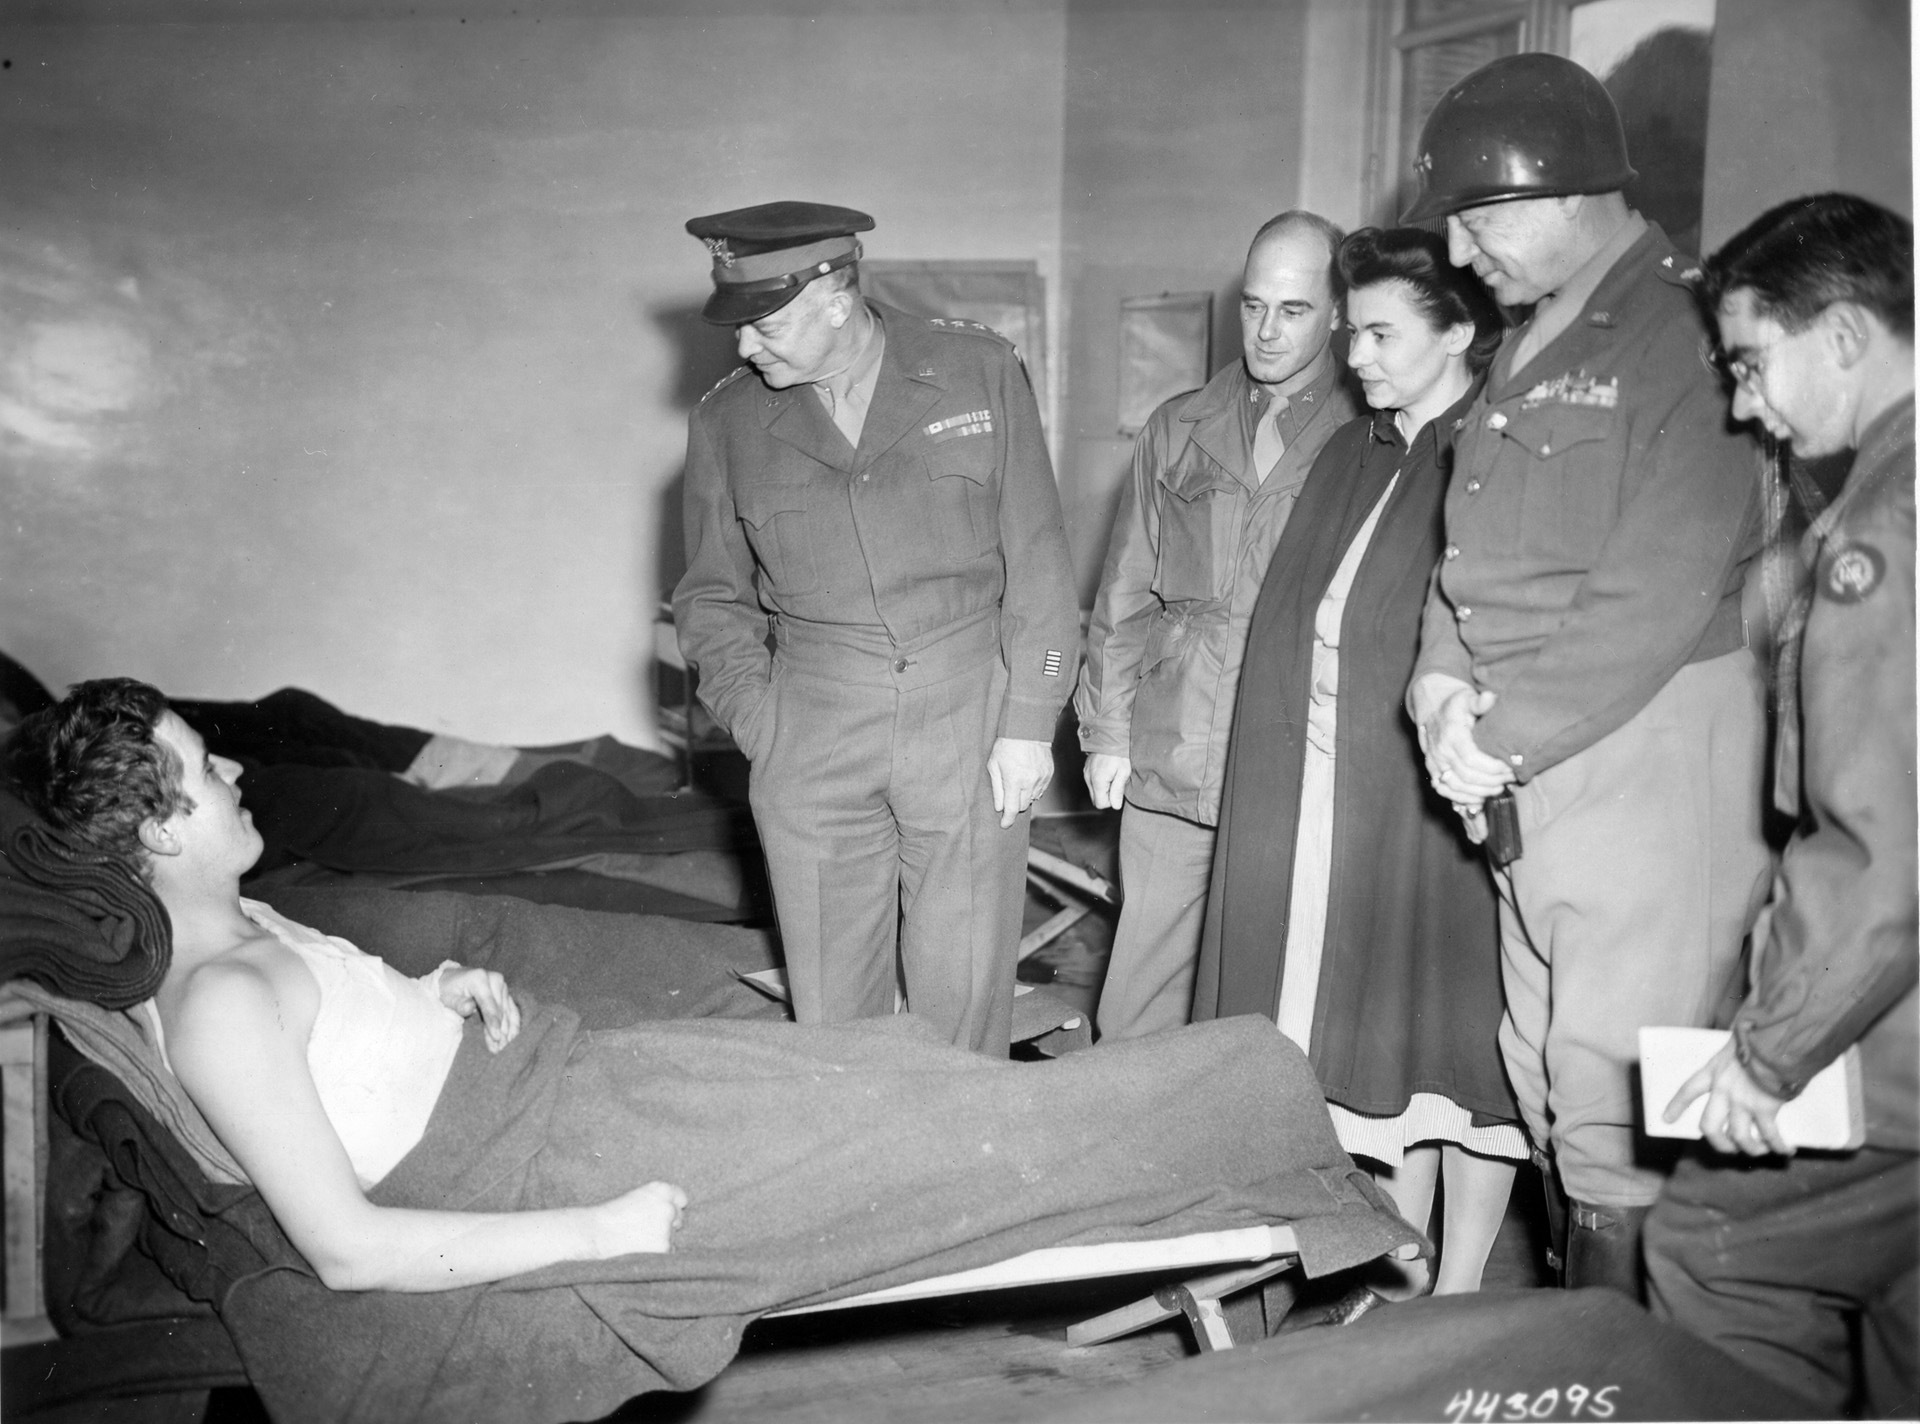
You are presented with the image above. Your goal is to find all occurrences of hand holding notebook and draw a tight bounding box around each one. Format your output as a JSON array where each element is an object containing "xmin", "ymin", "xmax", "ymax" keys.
[{"xmin": 1639, "ymin": 1026, "xmax": 1865, "ymax": 1154}]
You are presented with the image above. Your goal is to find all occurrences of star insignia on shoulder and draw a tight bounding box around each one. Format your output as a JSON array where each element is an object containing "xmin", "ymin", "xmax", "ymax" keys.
[{"xmin": 699, "ymin": 366, "xmax": 751, "ymax": 403}]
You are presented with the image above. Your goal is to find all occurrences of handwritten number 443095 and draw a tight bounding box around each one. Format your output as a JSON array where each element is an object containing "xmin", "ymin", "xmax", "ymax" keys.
[{"xmin": 1444, "ymin": 1384, "xmax": 1619, "ymax": 1422}]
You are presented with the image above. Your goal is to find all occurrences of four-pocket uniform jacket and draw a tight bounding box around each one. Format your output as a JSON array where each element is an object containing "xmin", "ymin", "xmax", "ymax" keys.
[
  {"xmin": 674, "ymin": 300, "xmax": 1079, "ymax": 753},
  {"xmin": 1076, "ymin": 360, "xmax": 1358, "ymax": 824}
]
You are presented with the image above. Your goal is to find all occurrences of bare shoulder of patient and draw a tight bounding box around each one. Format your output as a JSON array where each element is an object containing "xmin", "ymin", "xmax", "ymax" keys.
[{"xmin": 166, "ymin": 934, "xmax": 320, "ymax": 1059}]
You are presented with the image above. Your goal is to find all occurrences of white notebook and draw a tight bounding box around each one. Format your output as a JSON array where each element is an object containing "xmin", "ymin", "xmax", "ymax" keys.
[{"xmin": 1639, "ymin": 1026, "xmax": 1864, "ymax": 1151}]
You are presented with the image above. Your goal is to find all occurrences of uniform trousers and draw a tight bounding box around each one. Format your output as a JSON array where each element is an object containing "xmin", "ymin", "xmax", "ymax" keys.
[
  {"xmin": 1495, "ymin": 651, "xmax": 1771, "ymax": 1209},
  {"xmin": 1645, "ymin": 1146, "xmax": 1919, "ymax": 1418},
  {"xmin": 1096, "ymin": 803, "xmax": 1215, "ymax": 1040},
  {"xmin": 748, "ymin": 610, "xmax": 1027, "ymax": 1055}
]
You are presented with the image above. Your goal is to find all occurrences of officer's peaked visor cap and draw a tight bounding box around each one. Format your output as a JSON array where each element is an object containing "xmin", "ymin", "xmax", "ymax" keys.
[{"xmin": 686, "ymin": 201, "xmax": 876, "ymax": 325}]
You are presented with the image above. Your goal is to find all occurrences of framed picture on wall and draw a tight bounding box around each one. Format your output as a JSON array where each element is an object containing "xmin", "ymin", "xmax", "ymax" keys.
[
  {"xmin": 862, "ymin": 260, "xmax": 1048, "ymax": 409},
  {"xmin": 1369, "ymin": 0, "xmax": 1716, "ymax": 252},
  {"xmin": 1117, "ymin": 292, "xmax": 1211, "ymax": 437}
]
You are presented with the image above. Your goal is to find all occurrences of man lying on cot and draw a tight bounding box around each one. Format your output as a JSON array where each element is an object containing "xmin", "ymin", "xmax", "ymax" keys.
[
  {"xmin": 12, "ymin": 677, "xmax": 687, "ymax": 1289},
  {"xmin": 7, "ymin": 678, "xmax": 1412, "ymax": 1329}
]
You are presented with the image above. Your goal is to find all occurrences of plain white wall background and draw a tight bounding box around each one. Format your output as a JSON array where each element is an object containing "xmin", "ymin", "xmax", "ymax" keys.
[
  {"xmin": 1, "ymin": 0, "xmax": 1906, "ymax": 746},
  {"xmin": 0, "ymin": 0, "xmax": 1068, "ymax": 746}
]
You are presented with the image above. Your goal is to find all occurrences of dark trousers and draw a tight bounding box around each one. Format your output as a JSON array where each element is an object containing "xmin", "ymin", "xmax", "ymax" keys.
[
  {"xmin": 1645, "ymin": 1144, "xmax": 1919, "ymax": 1417},
  {"xmin": 748, "ymin": 612, "xmax": 1027, "ymax": 1055}
]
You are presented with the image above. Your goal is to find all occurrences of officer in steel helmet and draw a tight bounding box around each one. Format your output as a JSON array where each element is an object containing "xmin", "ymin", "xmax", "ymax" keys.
[
  {"xmin": 671, "ymin": 201, "xmax": 1078, "ymax": 1056},
  {"xmin": 1400, "ymin": 54, "xmax": 1772, "ymax": 1297}
]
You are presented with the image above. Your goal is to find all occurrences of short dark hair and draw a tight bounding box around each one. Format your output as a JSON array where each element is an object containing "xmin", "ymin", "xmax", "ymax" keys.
[
  {"xmin": 1249, "ymin": 210, "xmax": 1348, "ymax": 300},
  {"xmin": 1337, "ymin": 226, "xmax": 1505, "ymax": 374},
  {"xmin": 7, "ymin": 678, "xmax": 188, "ymax": 875},
  {"xmin": 1705, "ymin": 193, "xmax": 1914, "ymax": 341}
]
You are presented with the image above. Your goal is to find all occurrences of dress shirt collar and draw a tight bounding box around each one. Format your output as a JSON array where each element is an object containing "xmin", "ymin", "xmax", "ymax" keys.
[
  {"xmin": 811, "ymin": 302, "xmax": 886, "ymax": 418},
  {"xmin": 1249, "ymin": 344, "xmax": 1339, "ymax": 442},
  {"xmin": 1503, "ymin": 211, "xmax": 1648, "ymax": 381}
]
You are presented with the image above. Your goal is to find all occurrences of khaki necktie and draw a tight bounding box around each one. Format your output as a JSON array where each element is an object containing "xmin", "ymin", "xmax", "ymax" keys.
[{"xmin": 1253, "ymin": 399, "xmax": 1289, "ymax": 483}]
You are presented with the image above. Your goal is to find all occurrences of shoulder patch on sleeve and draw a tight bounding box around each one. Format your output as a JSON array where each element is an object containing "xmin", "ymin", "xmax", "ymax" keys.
[
  {"xmin": 699, "ymin": 366, "xmax": 751, "ymax": 404},
  {"xmin": 1819, "ymin": 541, "xmax": 1887, "ymax": 603}
]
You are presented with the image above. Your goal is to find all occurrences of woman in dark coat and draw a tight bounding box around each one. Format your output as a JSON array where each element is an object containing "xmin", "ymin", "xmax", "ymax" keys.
[{"xmin": 1193, "ymin": 228, "xmax": 1522, "ymax": 1296}]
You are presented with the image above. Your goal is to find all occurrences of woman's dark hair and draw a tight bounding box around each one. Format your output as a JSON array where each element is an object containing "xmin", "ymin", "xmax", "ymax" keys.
[
  {"xmin": 6, "ymin": 677, "xmax": 189, "ymax": 874},
  {"xmin": 1337, "ymin": 227, "xmax": 1505, "ymax": 374},
  {"xmin": 1705, "ymin": 192, "xmax": 1913, "ymax": 341}
]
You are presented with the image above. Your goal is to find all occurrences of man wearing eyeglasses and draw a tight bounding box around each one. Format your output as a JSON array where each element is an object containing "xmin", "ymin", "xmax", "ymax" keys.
[
  {"xmin": 1645, "ymin": 192, "xmax": 1916, "ymax": 1420},
  {"xmin": 1400, "ymin": 53, "xmax": 1772, "ymax": 1298}
]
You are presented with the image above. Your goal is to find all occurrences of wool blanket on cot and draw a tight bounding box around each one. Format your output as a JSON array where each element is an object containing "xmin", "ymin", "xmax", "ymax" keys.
[{"xmin": 214, "ymin": 1009, "xmax": 1416, "ymax": 1424}]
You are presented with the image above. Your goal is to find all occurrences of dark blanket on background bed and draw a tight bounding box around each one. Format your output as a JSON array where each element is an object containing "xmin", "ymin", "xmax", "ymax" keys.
[
  {"xmin": 254, "ymin": 882, "xmax": 787, "ymax": 1025},
  {"xmin": 205, "ymin": 1010, "xmax": 1415, "ymax": 1424},
  {"xmin": 173, "ymin": 687, "xmax": 432, "ymax": 771},
  {"xmin": 238, "ymin": 759, "xmax": 756, "ymax": 878}
]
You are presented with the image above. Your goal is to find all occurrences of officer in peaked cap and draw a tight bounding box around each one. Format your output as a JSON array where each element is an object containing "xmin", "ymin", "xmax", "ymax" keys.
[
  {"xmin": 671, "ymin": 200, "xmax": 1079, "ymax": 1056},
  {"xmin": 1400, "ymin": 53, "xmax": 1771, "ymax": 1297},
  {"xmin": 685, "ymin": 201, "xmax": 875, "ymax": 325}
]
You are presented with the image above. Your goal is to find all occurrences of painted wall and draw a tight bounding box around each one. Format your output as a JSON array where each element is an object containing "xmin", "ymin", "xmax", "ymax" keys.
[
  {"xmin": 1058, "ymin": 0, "xmax": 1313, "ymax": 605},
  {"xmin": 1700, "ymin": 0, "xmax": 1910, "ymax": 250},
  {"xmin": 0, "ymin": 0, "xmax": 1067, "ymax": 745}
]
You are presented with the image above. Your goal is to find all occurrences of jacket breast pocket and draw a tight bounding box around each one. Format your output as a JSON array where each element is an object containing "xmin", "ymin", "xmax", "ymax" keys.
[
  {"xmin": 1501, "ymin": 405, "xmax": 1622, "ymax": 557},
  {"xmin": 736, "ymin": 483, "xmax": 821, "ymax": 595},
  {"xmin": 921, "ymin": 439, "xmax": 1000, "ymax": 561},
  {"xmin": 1153, "ymin": 470, "xmax": 1239, "ymax": 603}
]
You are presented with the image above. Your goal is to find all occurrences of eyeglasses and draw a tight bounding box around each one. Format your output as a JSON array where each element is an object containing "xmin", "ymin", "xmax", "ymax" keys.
[{"xmin": 1713, "ymin": 349, "xmax": 1765, "ymax": 390}]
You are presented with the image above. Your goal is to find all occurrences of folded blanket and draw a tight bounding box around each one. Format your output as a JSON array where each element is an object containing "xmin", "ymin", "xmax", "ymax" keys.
[
  {"xmin": 3, "ymin": 980, "xmax": 245, "ymax": 1184},
  {"xmin": 218, "ymin": 1010, "xmax": 1418, "ymax": 1424},
  {"xmin": 0, "ymin": 786, "xmax": 170, "ymax": 1008}
]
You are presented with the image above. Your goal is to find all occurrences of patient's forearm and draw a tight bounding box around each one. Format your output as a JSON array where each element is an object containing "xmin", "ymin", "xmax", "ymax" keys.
[{"xmin": 314, "ymin": 1183, "xmax": 682, "ymax": 1293}]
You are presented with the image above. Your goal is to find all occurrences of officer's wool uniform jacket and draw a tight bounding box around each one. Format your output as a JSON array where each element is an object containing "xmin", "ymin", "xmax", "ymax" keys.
[
  {"xmin": 674, "ymin": 300, "xmax": 1078, "ymax": 754},
  {"xmin": 1411, "ymin": 223, "xmax": 1762, "ymax": 781},
  {"xmin": 1075, "ymin": 359, "xmax": 1357, "ymax": 825}
]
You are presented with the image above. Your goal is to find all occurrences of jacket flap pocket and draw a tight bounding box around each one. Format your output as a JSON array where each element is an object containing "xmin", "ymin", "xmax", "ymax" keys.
[
  {"xmin": 1161, "ymin": 467, "xmax": 1238, "ymax": 504},
  {"xmin": 736, "ymin": 484, "xmax": 812, "ymax": 528},
  {"xmin": 924, "ymin": 436, "xmax": 995, "ymax": 485},
  {"xmin": 1499, "ymin": 404, "xmax": 1614, "ymax": 458}
]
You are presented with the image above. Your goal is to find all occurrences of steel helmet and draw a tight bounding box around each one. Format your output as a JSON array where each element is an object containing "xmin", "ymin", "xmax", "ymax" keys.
[{"xmin": 1400, "ymin": 52, "xmax": 1637, "ymax": 224}]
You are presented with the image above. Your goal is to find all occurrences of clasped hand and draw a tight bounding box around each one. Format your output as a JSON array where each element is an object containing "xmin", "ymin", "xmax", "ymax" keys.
[
  {"xmin": 1411, "ymin": 674, "xmax": 1515, "ymax": 835},
  {"xmin": 437, "ymin": 965, "xmax": 522, "ymax": 1053}
]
